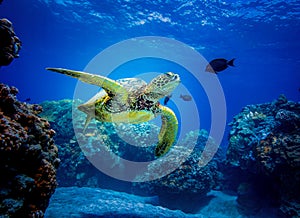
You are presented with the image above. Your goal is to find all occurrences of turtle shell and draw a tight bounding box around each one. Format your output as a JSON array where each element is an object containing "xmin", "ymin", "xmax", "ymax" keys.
[
  {"xmin": 83, "ymin": 78, "xmax": 146, "ymax": 104},
  {"xmin": 117, "ymin": 78, "xmax": 147, "ymax": 100},
  {"xmin": 82, "ymin": 77, "xmax": 149, "ymax": 114}
]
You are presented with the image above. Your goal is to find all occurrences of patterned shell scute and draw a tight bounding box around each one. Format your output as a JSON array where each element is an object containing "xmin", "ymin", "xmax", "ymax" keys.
[
  {"xmin": 103, "ymin": 78, "xmax": 149, "ymax": 114},
  {"xmin": 117, "ymin": 78, "xmax": 147, "ymax": 99}
]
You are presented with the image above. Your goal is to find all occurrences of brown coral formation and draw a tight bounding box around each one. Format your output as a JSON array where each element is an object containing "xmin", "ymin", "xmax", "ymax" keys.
[
  {"xmin": 0, "ymin": 83, "xmax": 59, "ymax": 217},
  {"xmin": 0, "ymin": 18, "xmax": 21, "ymax": 67},
  {"xmin": 257, "ymin": 132, "xmax": 300, "ymax": 173},
  {"xmin": 226, "ymin": 95, "xmax": 300, "ymax": 217}
]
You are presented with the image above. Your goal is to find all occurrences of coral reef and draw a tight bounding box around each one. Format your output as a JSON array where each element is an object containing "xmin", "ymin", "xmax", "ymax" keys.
[
  {"xmin": 136, "ymin": 129, "xmax": 222, "ymax": 195},
  {"xmin": 134, "ymin": 129, "xmax": 223, "ymax": 212},
  {"xmin": 39, "ymin": 99, "xmax": 224, "ymax": 213},
  {"xmin": 39, "ymin": 96, "xmax": 300, "ymax": 216},
  {"xmin": 0, "ymin": 18, "xmax": 21, "ymax": 67},
  {"xmin": 0, "ymin": 83, "xmax": 59, "ymax": 217},
  {"xmin": 40, "ymin": 99, "xmax": 95, "ymax": 187},
  {"xmin": 39, "ymin": 99, "xmax": 160, "ymax": 187},
  {"xmin": 226, "ymin": 95, "xmax": 300, "ymax": 217}
]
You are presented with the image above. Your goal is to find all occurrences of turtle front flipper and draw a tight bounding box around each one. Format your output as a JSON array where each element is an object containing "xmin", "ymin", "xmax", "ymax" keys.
[
  {"xmin": 46, "ymin": 68, "xmax": 128, "ymax": 100},
  {"xmin": 155, "ymin": 105, "xmax": 178, "ymax": 157}
]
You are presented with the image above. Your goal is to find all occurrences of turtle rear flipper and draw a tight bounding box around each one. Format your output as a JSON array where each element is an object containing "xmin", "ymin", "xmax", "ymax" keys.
[
  {"xmin": 155, "ymin": 105, "xmax": 178, "ymax": 157},
  {"xmin": 46, "ymin": 68, "xmax": 128, "ymax": 100}
]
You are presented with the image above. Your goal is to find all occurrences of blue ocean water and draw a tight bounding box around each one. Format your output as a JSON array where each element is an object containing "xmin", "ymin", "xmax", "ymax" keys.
[
  {"xmin": 1, "ymin": 0, "xmax": 299, "ymax": 136},
  {"xmin": 1, "ymin": 0, "xmax": 300, "ymax": 217}
]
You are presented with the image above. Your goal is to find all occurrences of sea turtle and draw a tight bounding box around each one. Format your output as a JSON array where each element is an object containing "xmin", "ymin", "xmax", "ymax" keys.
[{"xmin": 46, "ymin": 68, "xmax": 180, "ymax": 157}]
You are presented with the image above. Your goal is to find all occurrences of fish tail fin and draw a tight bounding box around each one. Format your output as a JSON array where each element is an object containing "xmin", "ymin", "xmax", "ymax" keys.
[{"xmin": 227, "ymin": 58, "xmax": 235, "ymax": 67}]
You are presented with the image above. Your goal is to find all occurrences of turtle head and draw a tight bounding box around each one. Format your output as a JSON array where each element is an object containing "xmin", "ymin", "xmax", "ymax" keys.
[{"xmin": 145, "ymin": 72, "xmax": 180, "ymax": 101}]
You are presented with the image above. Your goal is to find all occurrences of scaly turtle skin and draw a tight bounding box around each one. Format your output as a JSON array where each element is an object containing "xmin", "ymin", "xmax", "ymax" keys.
[{"xmin": 46, "ymin": 68, "xmax": 180, "ymax": 157}]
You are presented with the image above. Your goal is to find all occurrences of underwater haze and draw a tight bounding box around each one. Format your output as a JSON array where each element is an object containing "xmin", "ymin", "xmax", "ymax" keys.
[
  {"xmin": 0, "ymin": 0, "xmax": 300, "ymax": 217},
  {"xmin": 0, "ymin": 0, "xmax": 299, "ymax": 127}
]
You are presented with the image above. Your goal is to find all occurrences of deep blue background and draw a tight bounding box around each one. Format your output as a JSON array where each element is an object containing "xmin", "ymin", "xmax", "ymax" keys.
[{"xmin": 0, "ymin": 0, "xmax": 299, "ymax": 144}]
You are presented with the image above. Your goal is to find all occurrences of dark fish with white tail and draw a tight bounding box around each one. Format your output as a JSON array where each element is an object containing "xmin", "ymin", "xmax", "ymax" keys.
[{"xmin": 205, "ymin": 58, "xmax": 235, "ymax": 73}]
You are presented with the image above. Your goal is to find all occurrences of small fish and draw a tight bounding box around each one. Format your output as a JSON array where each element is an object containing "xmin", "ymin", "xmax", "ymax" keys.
[
  {"xmin": 205, "ymin": 58, "xmax": 235, "ymax": 73},
  {"xmin": 180, "ymin": 94, "xmax": 192, "ymax": 101},
  {"xmin": 24, "ymin": 98, "xmax": 31, "ymax": 102},
  {"xmin": 164, "ymin": 94, "xmax": 172, "ymax": 105}
]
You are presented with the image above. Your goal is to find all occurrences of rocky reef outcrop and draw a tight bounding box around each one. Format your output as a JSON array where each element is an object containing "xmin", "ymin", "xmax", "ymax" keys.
[
  {"xmin": 137, "ymin": 130, "xmax": 222, "ymax": 194},
  {"xmin": 39, "ymin": 99, "xmax": 96, "ymax": 187},
  {"xmin": 226, "ymin": 95, "xmax": 300, "ymax": 217},
  {"xmin": 39, "ymin": 99, "xmax": 224, "ymax": 213},
  {"xmin": 39, "ymin": 99, "xmax": 160, "ymax": 187},
  {"xmin": 134, "ymin": 129, "xmax": 223, "ymax": 212},
  {"xmin": 45, "ymin": 186, "xmax": 278, "ymax": 218},
  {"xmin": 41, "ymin": 100, "xmax": 222, "ymax": 212},
  {"xmin": 38, "ymin": 96, "xmax": 300, "ymax": 216},
  {"xmin": 0, "ymin": 84, "xmax": 59, "ymax": 217},
  {"xmin": 0, "ymin": 18, "xmax": 21, "ymax": 67},
  {"xmin": 45, "ymin": 187, "xmax": 201, "ymax": 218}
]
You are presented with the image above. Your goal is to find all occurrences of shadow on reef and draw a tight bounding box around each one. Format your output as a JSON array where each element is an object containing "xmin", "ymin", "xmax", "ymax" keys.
[
  {"xmin": 0, "ymin": 84, "xmax": 59, "ymax": 217},
  {"xmin": 157, "ymin": 193, "xmax": 215, "ymax": 214}
]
